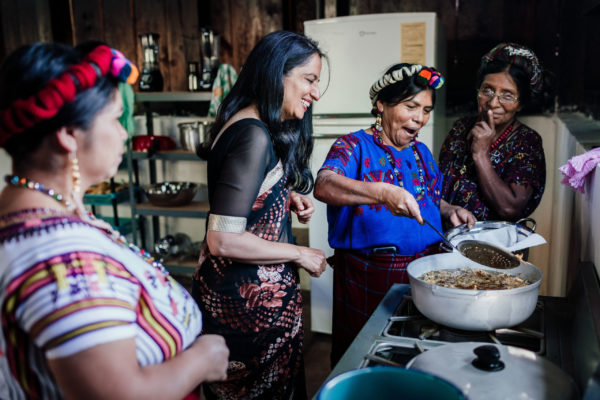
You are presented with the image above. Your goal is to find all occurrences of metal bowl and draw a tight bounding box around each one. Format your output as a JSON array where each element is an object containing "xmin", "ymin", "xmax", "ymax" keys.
[{"xmin": 143, "ymin": 182, "xmax": 198, "ymax": 207}]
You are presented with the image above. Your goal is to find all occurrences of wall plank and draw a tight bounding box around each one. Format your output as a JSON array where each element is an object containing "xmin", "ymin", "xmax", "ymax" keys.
[
  {"xmin": 71, "ymin": 0, "xmax": 103, "ymax": 44},
  {"xmin": 208, "ymin": 0, "xmax": 283, "ymax": 72},
  {"xmin": 134, "ymin": 0, "xmax": 169, "ymax": 90},
  {"xmin": 102, "ymin": 0, "xmax": 137, "ymax": 64},
  {"xmin": 0, "ymin": 0, "xmax": 53, "ymax": 54},
  {"xmin": 165, "ymin": 0, "xmax": 200, "ymax": 91}
]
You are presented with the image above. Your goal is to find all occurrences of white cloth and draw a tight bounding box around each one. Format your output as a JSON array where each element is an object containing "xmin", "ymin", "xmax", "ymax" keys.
[{"xmin": 450, "ymin": 225, "xmax": 546, "ymax": 252}]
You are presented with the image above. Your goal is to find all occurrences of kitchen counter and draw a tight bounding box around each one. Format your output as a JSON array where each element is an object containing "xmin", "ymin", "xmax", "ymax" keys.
[{"xmin": 558, "ymin": 112, "xmax": 600, "ymax": 150}]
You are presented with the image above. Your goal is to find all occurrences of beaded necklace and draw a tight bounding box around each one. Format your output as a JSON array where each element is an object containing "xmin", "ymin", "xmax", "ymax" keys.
[
  {"xmin": 4, "ymin": 174, "xmax": 166, "ymax": 273},
  {"xmin": 372, "ymin": 126, "xmax": 430, "ymax": 200},
  {"xmin": 5, "ymin": 174, "xmax": 72, "ymax": 208},
  {"xmin": 489, "ymin": 121, "xmax": 515, "ymax": 151}
]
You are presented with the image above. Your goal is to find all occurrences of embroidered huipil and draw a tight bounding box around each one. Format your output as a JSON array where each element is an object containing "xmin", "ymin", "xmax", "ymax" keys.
[
  {"xmin": 439, "ymin": 116, "xmax": 546, "ymax": 220},
  {"xmin": 320, "ymin": 129, "xmax": 443, "ymax": 255},
  {"xmin": 0, "ymin": 209, "xmax": 202, "ymax": 400}
]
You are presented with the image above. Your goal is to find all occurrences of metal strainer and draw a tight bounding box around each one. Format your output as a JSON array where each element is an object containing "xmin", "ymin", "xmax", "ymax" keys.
[
  {"xmin": 422, "ymin": 218, "xmax": 521, "ymax": 270},
  {"xmin": 456, "ymin": 240, "xmax": 520, "ymax": 269}
]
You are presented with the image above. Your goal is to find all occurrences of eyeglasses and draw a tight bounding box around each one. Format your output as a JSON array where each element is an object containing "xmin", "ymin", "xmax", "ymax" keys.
[{"xmin": 477, "ymin": 88, "xmax": 519, "ymax": 105}]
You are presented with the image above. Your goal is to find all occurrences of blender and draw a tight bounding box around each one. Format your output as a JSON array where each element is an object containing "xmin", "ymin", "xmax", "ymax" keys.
[
  {"xmin": 139, "ymin": 33, "xmax": 164, "ymax": 91},
  {"xmin": 200, "ymin": 28, "xmax": 220, "ymax": 90}
]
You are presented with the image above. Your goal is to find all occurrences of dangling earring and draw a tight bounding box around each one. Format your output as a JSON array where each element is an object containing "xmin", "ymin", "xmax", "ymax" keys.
[
  {"xmin": 71, "ymin": 155, "xmax": 81, "ymax": 196},
  {"xmin": 374, "ymin": 110, "xmax": 383, "ymax": 141}
]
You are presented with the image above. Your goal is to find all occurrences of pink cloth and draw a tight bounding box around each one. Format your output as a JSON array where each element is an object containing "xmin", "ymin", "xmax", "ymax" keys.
[{"xmin": 559, "ymin": 148, "xmax": 600, "ymax": 193}]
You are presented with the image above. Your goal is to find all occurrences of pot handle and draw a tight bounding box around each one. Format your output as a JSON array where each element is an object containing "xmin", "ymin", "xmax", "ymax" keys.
[
  {"xmin": 439, "ymin": 242, "xmax": 454, "ymax": 253},
  {"xmin": 516, "ymin": 217, "xmax": 536, "ymax": 233},
  {"xmin": 431, "ymin": 285, "xmax": 483, "ymax": 298}
]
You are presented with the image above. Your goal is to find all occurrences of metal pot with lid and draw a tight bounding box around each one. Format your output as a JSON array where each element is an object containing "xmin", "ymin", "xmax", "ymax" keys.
[{"xmin": 406, "ymin": 342, "xmax": 579, "ymax": 400}]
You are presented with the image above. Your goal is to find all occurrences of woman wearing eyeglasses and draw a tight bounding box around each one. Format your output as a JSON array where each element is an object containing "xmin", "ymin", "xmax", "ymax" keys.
[{"xmin": 439, "ymin": 43, "xmax": 547, "ymax": 221}]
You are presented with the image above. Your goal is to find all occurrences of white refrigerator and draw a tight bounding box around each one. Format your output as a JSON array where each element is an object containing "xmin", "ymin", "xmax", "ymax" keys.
[{"xmin": 304, "ymin": 13, "xmax": 447, "ymax": 333}]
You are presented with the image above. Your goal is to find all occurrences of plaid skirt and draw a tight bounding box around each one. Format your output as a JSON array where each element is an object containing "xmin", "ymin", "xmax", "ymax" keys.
[{"xmin": 330, "ymin": 245, "xmax": 439, "ymax": 366}]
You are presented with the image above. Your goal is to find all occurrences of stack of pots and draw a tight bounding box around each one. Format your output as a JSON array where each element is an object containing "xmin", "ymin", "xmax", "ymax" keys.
[{"xmin": 178, "ymin": 118, "xmax": 213, "ymax": 151}]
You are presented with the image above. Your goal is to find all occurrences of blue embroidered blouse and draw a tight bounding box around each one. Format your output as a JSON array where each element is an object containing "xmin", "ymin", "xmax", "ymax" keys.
[{"xmin": 320, "ymin": 129, "xmax": 444, "ymax": 255}]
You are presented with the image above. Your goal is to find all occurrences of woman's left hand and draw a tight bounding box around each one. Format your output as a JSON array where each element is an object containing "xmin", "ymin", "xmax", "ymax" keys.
[
  {"xmin": 290, "ymin": 192, "xmax": 315, "ymax": 224},
  {"xmin": 440, "ymin": 199, "xmax": 476, "ymax": 228}
]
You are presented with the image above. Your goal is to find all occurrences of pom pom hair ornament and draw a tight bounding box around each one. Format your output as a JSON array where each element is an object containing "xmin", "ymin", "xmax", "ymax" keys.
[
  {"xmin": 415, "ymin": 67, "xmax": 445, "ymax": 89},
  {"xmin": 369, "ymin": 65, "xmax": 445, "ymax": 106}
]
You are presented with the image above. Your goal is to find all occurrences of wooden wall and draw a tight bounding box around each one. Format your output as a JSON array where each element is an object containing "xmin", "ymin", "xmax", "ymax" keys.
[
  {"xmin": 0, "ymin": 0, "xmax": 598, "ymax": 116},
  {"xmin": 0, "ymin": 0, "xmax": 315, "ymax": 92}
]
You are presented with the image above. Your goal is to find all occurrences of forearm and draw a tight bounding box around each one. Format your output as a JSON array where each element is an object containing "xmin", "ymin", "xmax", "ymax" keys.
[
  {"xmin": 49, "ymin": 339, "xmax": 215, "ymax": 400},
  {"xmin": 439, "ymin": 199, "xmax": 454, "ymax": 219},
  {"xmin": 207, "ymin": 230, "xmax": 301, "ymax": 265},
  {"xmin": 314, "ymin": 170, "xmax": 385, "ymax": 206},
  {"xmin": 135, "ymin": 343, "xmax": 216, "ymax": 399},
  {"xmin": 472, "ymin": 152, "xmax": 529, "ymax": 218}
]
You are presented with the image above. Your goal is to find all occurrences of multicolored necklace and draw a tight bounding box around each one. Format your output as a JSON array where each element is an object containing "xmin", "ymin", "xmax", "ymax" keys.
[
  {"xmin": 371, "ymin": 125, "xmax": 430, "ymax": 201},
  {"xmin": 5, "ymin": 174, "xmax": 72, "ymax": 208},
  {"xmin": 4, "ymin": 174, "xmax": 166, "ymax": 273}
]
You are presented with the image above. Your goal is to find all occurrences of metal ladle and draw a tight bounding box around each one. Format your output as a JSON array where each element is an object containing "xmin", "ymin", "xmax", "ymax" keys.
[{"xmin": 422, "ymin": 217, "xmax": 460, "ymax": 252}]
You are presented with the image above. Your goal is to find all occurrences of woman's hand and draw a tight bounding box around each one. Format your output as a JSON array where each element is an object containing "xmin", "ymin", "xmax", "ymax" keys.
[
  {"xmin": 290, "ymin": 192, "xmax": 315, "ymax": 224},
  {"xmin": 379, "ymin": 183, "xmax": 423, "ymax": 224},
  {"xmin": 294, "ymin": 246, "xmax": 327, "ymax": 277},
  {"xmin": 468, "ymin": 109, "xmax": 495, "ymax": 156},
  {"xmin": 440, "ymin": 199, "xmax": 476, "ymax": 228},
  {"xmin": 189, "ymin": 334, "xmax": 229, "ymax": 382}
]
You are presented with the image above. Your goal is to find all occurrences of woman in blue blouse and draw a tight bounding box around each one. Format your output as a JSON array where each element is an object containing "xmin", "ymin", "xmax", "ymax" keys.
[{"xmin": 314, "ymin": 63, "xmax": 475, "ymax": 364}]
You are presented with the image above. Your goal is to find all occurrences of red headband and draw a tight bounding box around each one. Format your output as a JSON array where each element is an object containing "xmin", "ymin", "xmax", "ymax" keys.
[{"xmin": 0, "ymin": 45, "xmax": 120, "ymax": 147}]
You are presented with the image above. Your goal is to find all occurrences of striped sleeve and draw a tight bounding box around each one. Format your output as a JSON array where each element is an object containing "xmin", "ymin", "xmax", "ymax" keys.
[{"xmin": 5, "ymin": 251, "xmax": 139, "ymax": 359}]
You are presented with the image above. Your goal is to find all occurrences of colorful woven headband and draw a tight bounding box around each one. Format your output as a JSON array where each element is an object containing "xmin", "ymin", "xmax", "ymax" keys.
[
  {"xmin": 481, "ymin": 43, "xmax": 542, "ymax": 94},
  {"xmin": 0, "ymin": 44, "xmax": 139, "ymax": 148},
  {"xmin": 369, "ymin": 65, "xmax": 445, "ymax": 105}
]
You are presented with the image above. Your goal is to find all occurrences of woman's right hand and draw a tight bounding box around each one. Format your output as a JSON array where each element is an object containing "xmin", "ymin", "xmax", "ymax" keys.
[
  {"xmin": 295, "ymin": 247, "xmax": 327, "ymax": 277},
  {"xmin": 380, "ymin": 183, "xmax": 423, "ymax": 224},
  {"xmin": 191, "ymin": 334, "xmax": 229, "ymax": 382}
]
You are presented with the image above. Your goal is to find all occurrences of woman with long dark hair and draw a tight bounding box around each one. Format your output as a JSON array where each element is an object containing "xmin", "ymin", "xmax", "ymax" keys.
[{"xmin": 194, "ymin": 30, "xmax": 327, "ymax": 399}]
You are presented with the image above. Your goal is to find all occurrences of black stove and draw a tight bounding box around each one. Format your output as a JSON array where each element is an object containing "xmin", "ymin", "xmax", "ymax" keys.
[{"xmin": 320, "ymin": 262, "xmax": 600, "ymax": 399}]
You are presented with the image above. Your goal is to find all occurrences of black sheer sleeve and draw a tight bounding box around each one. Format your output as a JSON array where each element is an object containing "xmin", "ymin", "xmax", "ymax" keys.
[{"xmin": 208, "ymin": 119, "xmax": 275, "ymax": 219}]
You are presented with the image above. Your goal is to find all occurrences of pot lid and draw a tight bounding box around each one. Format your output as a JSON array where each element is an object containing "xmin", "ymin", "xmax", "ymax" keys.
[{"xmin": 406, "ymin": 342, "xmax": 578, "ymax": 400}]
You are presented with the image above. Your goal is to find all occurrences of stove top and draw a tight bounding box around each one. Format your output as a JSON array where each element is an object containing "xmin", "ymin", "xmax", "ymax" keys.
[{"xmin": 320, "ymin": 262, "xmax": 600, "ymax": 400}]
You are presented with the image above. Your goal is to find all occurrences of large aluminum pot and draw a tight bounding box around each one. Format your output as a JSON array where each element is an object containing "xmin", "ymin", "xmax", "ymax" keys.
[{"xmin": 407, "ymin": 252, "xmax": 542, "ymax": 331}]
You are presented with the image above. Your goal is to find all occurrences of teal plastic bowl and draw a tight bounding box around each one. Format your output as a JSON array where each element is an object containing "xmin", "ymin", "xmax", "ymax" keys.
[{"xmin": 317, "ymin": 367, "xmax": 466, "ymax": 400}]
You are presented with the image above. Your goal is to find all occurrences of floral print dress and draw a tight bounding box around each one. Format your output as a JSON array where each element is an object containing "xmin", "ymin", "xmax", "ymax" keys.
[{"xmin": 192, "ymin": 119, "xmax": 305, "ymax": 400}]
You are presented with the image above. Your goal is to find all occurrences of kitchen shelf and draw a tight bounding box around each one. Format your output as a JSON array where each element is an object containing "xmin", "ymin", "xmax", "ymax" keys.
[
  {"xmin": 131, "ymin": 149, "xmax": 201, "ymax": 161},
  {"xmin": 135, "ymin": 91, "xmax": 211, "ymax": 102},
  {"xmin": 127, "ymin": 92, "xmax": 211, "ymax": 273},
  {"xmin": 163, "ymin": 259, "xmax": 196, "ymax": 275},
  {"xmin": 84, "ymin": 188, "xmax": 131, "ymax": 205},
  {"xmin": 135, "ymin": 201, "xmax": 209, "ymax": 218}
]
